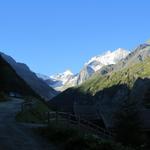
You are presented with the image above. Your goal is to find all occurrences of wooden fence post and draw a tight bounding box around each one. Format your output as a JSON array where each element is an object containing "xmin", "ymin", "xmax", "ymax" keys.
[
  {"xmin": 67, "ymin": 112, "xmax": 70, "ymax": 127},
  {"xmin": 78, "ymin": 116, "xmax": 80, "ymax": 128},
  {"xmin": 47, "ymin": 112, "xmax": 50, "ymax": 124},
  {"xmin": 56, "ymin": 111, "xmax": 58, "ymax": 124},
  {"xmin": 21, "ymin": 103, "xmax": 24, "ymax": 112}
]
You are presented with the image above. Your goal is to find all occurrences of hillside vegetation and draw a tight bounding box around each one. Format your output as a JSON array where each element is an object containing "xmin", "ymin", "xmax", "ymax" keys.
[
  {"xmin": 78, "ymin": 57, "xmax": 150, "ymax": 95},
  {"xmin": 16, "ymin": 97, "xmax": 50, "ymax": 123}
]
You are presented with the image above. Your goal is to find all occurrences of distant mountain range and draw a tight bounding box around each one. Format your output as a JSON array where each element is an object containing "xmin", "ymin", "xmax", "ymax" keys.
[{"xmin": 37, "ymin": 48, "xmax": 129, "ymax": 91}]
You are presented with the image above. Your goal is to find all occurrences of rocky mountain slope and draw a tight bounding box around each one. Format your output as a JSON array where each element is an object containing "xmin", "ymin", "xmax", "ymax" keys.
[
  {"xmin": 0, "ymin": 52, "xmax": 58, "ymax": 101},
  {"xmin": 85, "ymin": 48, "xmax": 129, "ymax": 71},
  {"xmin": 50, "ymin": 70, "xmax": 78, "ymax": 91},
  {"xmin": 49, "ymin": 40, "xmax": 150, "ymax": 128},
  {"xmin": 0, "ymin": 54, "xmax": 37, "ymax": 97}
]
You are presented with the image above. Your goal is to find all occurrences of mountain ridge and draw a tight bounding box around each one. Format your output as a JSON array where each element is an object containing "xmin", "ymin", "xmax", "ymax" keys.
[
  {"xmin": 38, "ymin": 48, "xmax": 129, "ymax": 91},
  {"xmin": 0, "ymin": 52, "xmax": 58, "ymax": 101}
]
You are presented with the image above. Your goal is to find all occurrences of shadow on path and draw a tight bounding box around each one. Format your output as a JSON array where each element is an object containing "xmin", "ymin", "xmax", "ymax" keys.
[{"xmin": 0, "ymin": 98, "xmax": 58, "ymax": 150}]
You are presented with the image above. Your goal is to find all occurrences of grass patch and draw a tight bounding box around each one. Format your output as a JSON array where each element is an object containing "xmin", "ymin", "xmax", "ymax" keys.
[
  {"xmin": 16, "ymin": 97, "xmax": 51, "ymax": 123},
  {"xmin": 36, "ymin": 122, "xmax": 134, "ymax": 150},
  {"xmin": 0, "ymin": 91, "xmax": 8, "ymax": 102},
  {"xmin": 37, "ymin": 123, "xmax": 80, "ymax": 143},
  {"xmin": 16, "ymin": 110, "xmax": 43, "ymax": 123}
]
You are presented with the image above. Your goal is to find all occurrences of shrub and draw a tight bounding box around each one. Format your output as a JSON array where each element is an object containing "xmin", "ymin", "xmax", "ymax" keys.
[
  {"xmin": 64, "ymin": 134, "xmax": 100, "ymax": 150},
  {"xmin": 36, "ymin": 123, "xmax": 134, "ymax": 150},
  {"xmin": 37, "ymin": 123, "xmax": 80, "ymax": 143},
  {"xmin": 0, "ymin": 91, "xmax": 7, "ymax": 101},
  {"xmin": 65, "ymin": 138, "xmax": 135, "ymax": 150},
  {"xmin": 114, "ymin": 99, "xmax": 144, "ymax": 147},
  {"xmin": 97, "ymin": 140, "xmax": 134, "ymax": 150}
]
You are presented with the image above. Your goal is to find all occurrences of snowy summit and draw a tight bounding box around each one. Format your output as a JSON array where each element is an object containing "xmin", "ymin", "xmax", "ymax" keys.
[
  {"xmin": 50, "ymin": 70, "xmax": 74, "ymax": 84},
  {"xmin": 85, "ymin": 48, "xmax": 130, "ymax": 71}
]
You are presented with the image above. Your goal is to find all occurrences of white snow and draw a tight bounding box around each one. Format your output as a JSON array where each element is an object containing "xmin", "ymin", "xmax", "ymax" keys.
[
  {"xmin": 85, "ymin": 48, "xmax": 130, "ymax": 71},
  {"xmin": 50, "ymin": 70, "xmax": 74, "ymax": 85}
]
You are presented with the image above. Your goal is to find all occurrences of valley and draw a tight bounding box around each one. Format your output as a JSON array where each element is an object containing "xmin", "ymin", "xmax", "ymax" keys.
[
  {"xmin": 1, "ymin": 1, "xmax": 150, "ymax": 149},
  {"xmin": 1, "ymin": 40, "xmax": 150, "ymax": 149}
]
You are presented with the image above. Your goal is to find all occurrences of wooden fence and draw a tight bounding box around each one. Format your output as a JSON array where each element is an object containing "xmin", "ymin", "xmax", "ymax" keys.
[
  {"xmin": 21, "ymin": 102, "xmax": 114, "ymax": 139},
  {"xmin": 44, "ymin": 111, "xmax": 114, "ymax": 139}
]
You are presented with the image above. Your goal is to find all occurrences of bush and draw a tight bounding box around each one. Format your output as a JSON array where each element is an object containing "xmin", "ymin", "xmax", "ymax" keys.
[
  {"xmin": 65, "ymin": 138, "xmax": 134, "ymax": 150},
  {"xmin": 64, "ymin": 134, "xmax": 99, "ymax": 150},
  {"xmin": 16, "ymin": 98, "xmax": 50, "ymax": 123},
  {"xmin": 114, "ymin": 99, "xmax": 144, "ymax": 147},
  {"xmin": 16, "ymin": 110, "xmax": 44, "ymax": 123},
  {"xmin": 65, "ymin": 136, "xmax": 90, "ymax": 150},
  {"xmin": 36, "ymin": 123, "xmax": 134, "ymax": 150},
  {"xmin": 97, "ymin": 140, "xmax": 134, "ymax": 150},
  {"xmin": 0, "ymin": 91, "xmax": 7, "ymax": 101},
  {"xmin": 37, "ymin": 123, "xmax": 80, "ymax": 143}
]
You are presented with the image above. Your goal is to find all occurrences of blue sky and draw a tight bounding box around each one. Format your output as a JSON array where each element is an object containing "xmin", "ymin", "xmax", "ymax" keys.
[{"xmin": 0, "ymin": 0, "xmax": 150, "ymax": 75}]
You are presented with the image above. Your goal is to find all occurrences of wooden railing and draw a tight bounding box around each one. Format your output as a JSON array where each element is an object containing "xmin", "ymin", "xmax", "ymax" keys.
[
  {"xmin": 43, "ymin": 111, "xmax": 114, "ymax": 139},
  {"xmin": 21, "ymin": 102, "xmax": 113, "ymax": 139}
]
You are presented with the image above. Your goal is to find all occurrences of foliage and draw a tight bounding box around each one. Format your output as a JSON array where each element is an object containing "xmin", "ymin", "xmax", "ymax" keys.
[
  {"xmin": 16, "ymin": 98, "xmax": 50, "ymax": 123},
  {"xmin": 16, "ymin": 109, "xmax": 41, "ymax": 123},
  {"xmin": 114, "ymin": 98, "xmax": 145, "ymax": 147},
  {"xmin": 36, "ymin": 123, "xmax": 134, "ymax": 150},
  {"xmin": 78, "ymin": 57, "xmax": 150, "ymax": 95},
  {"xmin": 37, "ymin": 123, "xmax": 80, "ymax": 143},
  {"xmin": 0, "ymin": 91, "xmax": 8, "ymax": 101}
]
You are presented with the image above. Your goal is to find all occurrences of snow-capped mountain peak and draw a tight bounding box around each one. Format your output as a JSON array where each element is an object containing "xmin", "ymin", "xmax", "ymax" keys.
[
  {"xmin": 85, "ymin": 48, "xmax": 129, "ymax": 71},
  {"xmin": 47, "ymin": 70, "xmax": 77, "ymax": 91},
  {"xmin": 50, "ymin": 70, "xmax": 73, "ymax": 79},
  {"xmin": 37, "ymin": 48, "xmax": 129, "ymax": 92},
  {"xmin": 50, "ymin": 70, "xmax": 74, "ymax": 84},
  {"xmin": 63, "ymin": 70, "xmax": 73, "ymax": 76}
]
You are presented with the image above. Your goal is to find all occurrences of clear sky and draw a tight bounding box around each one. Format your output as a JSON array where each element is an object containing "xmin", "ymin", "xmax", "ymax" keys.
[{"xmin": 0, "ymin": 0, "xmax": 150, "ymax": 75}]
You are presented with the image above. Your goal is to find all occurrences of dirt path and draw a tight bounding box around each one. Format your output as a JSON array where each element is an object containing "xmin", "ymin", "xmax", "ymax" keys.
[{"xmin": 0, "ymin": 98, "xmax": 59, "ymax": 150}]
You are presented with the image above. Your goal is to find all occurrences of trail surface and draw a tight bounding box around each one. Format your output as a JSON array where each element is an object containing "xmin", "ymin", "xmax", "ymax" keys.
[{"xmin": 0, "ymin": 98, "xmax": 58, "ymax": 150}]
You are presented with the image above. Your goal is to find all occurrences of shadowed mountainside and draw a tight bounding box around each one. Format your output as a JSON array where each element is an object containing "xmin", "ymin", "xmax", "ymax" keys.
[
  {"xmin": 0, "ymin": 52, "xmax": 58, "ymax": 101},
  {"xmin": 0, "ymin": 55, "xmax": 38, "ymax": 98}
]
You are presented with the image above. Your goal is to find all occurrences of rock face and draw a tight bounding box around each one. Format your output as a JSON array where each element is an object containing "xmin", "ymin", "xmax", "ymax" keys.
[
  {"xmin": 75, "ymin": 48, "xmax": 129, "ymax": 87},
  {"xmin": 113, "ymin": 43, "xmax": 150, "ymax": 71},
  {"xmin": 96, "ymin": 42, "xmax": 150, "ymax": 77},
  {"xmin": 94, "ymin": 84, "xmax": 130, "ymax": 128},
  {"xmin": 94, "ymin": 78, "xmax": 150, "ymax": 128},
  {"xmin": 49, "ymin": 70, "xmax": 78, "ymax": 91},
  {"xmin": 49, "ymin": 40, "xmax": 150, "ymax": 128},
  {"xmin": 76, "ymin": 66, "xmax": 95, "ymax": 85},
  {"xmin": 0, "ymin": 52, "xmax": 58, "ymax": 101}
]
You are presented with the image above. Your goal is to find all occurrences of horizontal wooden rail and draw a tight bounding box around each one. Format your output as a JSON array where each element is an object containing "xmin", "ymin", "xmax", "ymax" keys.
[
  {"xmin": 21, "ymin": 103, "xmax": 113, "ymax": 139},
  {"xmin": 43, "ymin": 111, "xmax": 114, "ymax": 139}
]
